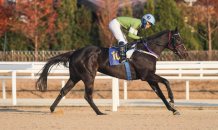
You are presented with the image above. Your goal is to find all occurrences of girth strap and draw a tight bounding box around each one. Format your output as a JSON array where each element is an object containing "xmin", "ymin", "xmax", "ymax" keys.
[{"xmin": 124, "ymin": 62, "xmax": 132, "ymax": 80}]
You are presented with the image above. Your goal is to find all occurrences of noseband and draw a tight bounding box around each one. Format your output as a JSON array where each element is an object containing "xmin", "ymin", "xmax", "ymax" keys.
[{"xmin": 167, "ymin": 31, "xmax": 184, "ymax": 50}]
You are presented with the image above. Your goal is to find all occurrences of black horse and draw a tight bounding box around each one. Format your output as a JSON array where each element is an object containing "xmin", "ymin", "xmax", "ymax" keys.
[{"xmin": 36, "ymin": 27, "xmax": 188, "ymax": 115}]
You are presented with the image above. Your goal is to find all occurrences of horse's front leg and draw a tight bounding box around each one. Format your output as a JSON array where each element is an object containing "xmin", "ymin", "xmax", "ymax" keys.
[
  {"xmin": 160, "ymin": 78, "xmax": 175, "ymax": 108},
  {"xmin": 150, "ymin": 77, "xmax": 175, "ymax": 107},
  {"xmin": 144, "ymin": 73, "xmax": 179, "ymax": 115},
  {"xmin": 147, "ymin": 81, "xmax": 179, "ymax": 115}
]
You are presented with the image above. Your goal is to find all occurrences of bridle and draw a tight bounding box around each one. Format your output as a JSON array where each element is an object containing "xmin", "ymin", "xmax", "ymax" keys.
[
  {"xmin": 147, "ymin": 30, "xmax": 184, "ymax": 54},
  {"xmin": 166, "ymin": 31, "xmax": 184, "ymax": 54},
  {"xmin": 134, "ymin": 30, "xmax": 184, "ymax": 59}
]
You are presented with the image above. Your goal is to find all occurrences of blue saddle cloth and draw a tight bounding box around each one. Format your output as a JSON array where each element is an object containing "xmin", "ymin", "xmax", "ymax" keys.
[
  {"xmin": 109, "ymin": 47, "xmax": 124, "ymax": 66},
  {"xmin": 109, "ymin": 47, "xmax": 132, "ymax": 80}
]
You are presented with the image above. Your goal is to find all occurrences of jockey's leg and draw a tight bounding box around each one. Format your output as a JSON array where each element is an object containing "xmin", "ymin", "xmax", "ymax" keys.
[
  {"xmin": 109, "ymin": 18, "xmax": 128, "ymax": 63},
  {"xmin": 119, "ymin": 41, "xmax": 126, "ymax": 63},
  {"xmin": 109, "ymin": 19, "xmax": 128, "ymax": 44}
]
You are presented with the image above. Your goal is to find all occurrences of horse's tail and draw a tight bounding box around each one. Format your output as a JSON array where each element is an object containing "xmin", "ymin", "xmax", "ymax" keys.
[{"xmin": 35, "ymin": 51, "xmax": 74, "ymax": 92}]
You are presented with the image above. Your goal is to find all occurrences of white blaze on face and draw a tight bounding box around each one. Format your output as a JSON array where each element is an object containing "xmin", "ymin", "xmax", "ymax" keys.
[{"xmin": 174, "ymin": 32, "xmax": 181, "ymax": 38}]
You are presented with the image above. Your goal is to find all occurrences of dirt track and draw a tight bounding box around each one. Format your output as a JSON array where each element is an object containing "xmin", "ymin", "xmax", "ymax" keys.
[
  {"xmin": 1, "ymin": 77, "xmax": 218, "ymax": 129},
  {"xmin": 0, "ymin": 106, "xmax": 218, "ymax": 130}
]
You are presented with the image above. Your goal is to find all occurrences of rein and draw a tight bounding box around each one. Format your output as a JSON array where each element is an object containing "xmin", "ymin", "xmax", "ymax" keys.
[
  {"xmin": 129, "ymin": 30, "xmax": 183, "ymax": 59},
  {"xmin": 129, "ymin": 40, "xmax": 159, "ymax": 59},
  {"xmin": 142, "ymin": 39, "xmax": 159, "ymax": 58}
]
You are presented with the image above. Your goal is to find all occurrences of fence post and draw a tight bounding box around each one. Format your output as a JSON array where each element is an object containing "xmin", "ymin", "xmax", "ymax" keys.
[
  {"xmin": 124, "ymin": 80, "xmax": 127, "ymax": 100},
  {"xmin": 112, "ymin": 78, "xmax": 118, "ymax": 111},
  {"xmin": 31, "ymin": 63, "xmax": 34, "ymax": 77},
  {"xmin": 186, "ymin": 79, "xmax": 189, "ymax": 100},
  {"xmin": 117, "ymin": 79, "xmax": 120, "ymax": 106},
  {"xmin": 2, "ymin": 79, "xmax": 6, "ymax": 99},
  {"xmin": 200, "ymin": 62, "xmax": 203, "ymax": 77},
  {"xmin": 179, "ymin": 68, "xmax": 182, "ymax": 77},
  {"xmin": 12, "ymin": 71, "xmax": 17, "ymax": 105}
]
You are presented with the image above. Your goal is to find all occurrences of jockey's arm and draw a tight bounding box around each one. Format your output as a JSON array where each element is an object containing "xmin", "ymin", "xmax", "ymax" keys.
[{"xmin": 128, "ymin": 27, "xmax": 140, "ymax": 39}]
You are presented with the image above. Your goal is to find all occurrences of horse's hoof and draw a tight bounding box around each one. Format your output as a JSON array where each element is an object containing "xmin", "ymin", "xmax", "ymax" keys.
[
  {"xmin": 97, "ymin": 112, "xmax": 107, "ymax": 115},
  {"xmin": 169, "ymin": 101, "xmax": 174, "ymax": 108},
  {"xmin": 173, "ymin": 111, "xmax": 180, "ymax": 115},
  {"xmin": 50, "ymin": 107, "xmax": 54, "ymax": 113}
]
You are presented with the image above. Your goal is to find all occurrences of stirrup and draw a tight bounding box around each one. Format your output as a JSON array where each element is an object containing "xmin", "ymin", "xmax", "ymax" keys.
[
  {"xmin": 120, "ymin": 58, "xmax": 126, "ymax": 63},
  {"xmin": 119, "ymin": 47, "xmax": 126, "ymax": 63}
]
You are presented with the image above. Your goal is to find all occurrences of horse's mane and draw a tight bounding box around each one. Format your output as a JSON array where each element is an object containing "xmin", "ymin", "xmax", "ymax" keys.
[{"xmin": 145, "ymin": 30, "xmax": 169, "ymax": 40}]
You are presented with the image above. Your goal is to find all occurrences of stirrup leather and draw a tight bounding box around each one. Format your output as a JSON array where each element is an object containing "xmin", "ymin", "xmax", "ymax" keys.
[{"xmin": 119, "ymin": 45, "xmax": 126, "ymax": 63}]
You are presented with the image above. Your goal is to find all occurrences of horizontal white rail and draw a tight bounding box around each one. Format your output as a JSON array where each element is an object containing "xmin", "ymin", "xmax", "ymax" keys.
[{"xmin": 1, "ymin": 61, "xmax": 218, "ymax": 109}]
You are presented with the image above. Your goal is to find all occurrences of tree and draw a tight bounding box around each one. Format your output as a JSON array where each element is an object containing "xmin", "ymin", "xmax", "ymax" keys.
[
  {"xmin": 11, "ymin": 0, "xmax": 58, "ymax": 52},
  {"xmin": 154, "ymin": 0, "xmax": 181, "ymax": 32},
  {"xmin": 143, "ymin": 0, "xmax": 154, "ymax": 16},
  {"xmin": 0, "ymin": 30, "xmax": 31, "ymax": 51},
  {"xmin": 96, "ymin": 0, "xmax": 118, "ymax": 47},
  {"xmin": 53, "ymin": 0, "xmax": 77, "ymax": 50},
  {"xmin": 0, "ymin": 2, "xmax": 31, "ymax": 52},
  {"xmin": 144, "ymin": 0, "xmax": 199, "ymax": 50},
  {"xmin": 121, "ymin": 0, "xmax": 133, "ymax": 43},
  {"xmin": 0, "ymin": 2, "xmax": 12, "ymax": 36},
  {"xmin": 183, "ymin": 0, "xmax": 218, "ymax": 51},
  {"xmin": 121, "ymin": 0, "xmax": 133, "ymax": 17},
  {"xmin": 73, "ymin": 6, "xmax": 94, "ymax": 49}
]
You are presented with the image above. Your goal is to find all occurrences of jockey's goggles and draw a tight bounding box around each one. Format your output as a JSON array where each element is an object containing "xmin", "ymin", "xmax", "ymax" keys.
[{"xmin": 141, "ymin": 19, "xmax": 153, "ymax": 28}]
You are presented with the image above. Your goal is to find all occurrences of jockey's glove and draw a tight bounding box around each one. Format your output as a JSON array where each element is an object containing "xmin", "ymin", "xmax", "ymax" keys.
[{"xmin": 139, "ymin": 37, "xmax": 145, "ymax": 42}]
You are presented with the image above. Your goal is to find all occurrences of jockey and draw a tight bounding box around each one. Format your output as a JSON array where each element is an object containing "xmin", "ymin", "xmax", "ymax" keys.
[{"xmin": 109, "ymin": 14, "xmax": 155, "ymax": 63}]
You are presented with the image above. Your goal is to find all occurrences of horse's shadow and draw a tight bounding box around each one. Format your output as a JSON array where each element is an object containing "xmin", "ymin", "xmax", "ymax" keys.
[{"xmin": 0, "ymin": 109, "xmax": 50, "ymax": 114}]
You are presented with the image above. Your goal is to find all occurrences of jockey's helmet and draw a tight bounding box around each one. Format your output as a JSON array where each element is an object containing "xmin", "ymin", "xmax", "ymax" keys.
[{"xmin": 142, "ymin": 14, "xmax": 155, "ymax": 26}]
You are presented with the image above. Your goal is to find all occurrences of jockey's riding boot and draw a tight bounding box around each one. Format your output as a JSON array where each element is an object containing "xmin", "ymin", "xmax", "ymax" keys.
[{"xmin": 119, "ymin": 42, "xmax": 126, "ymax": 63}]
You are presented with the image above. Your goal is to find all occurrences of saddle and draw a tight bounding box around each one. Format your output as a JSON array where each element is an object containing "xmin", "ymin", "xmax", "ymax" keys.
[
  {"xmin": 109, "ymin": 42, "xmax": 137, "ymax": 65},
  {"xmin": 109, "ymin": 40, "xmax": 140, "ymax": 80}
]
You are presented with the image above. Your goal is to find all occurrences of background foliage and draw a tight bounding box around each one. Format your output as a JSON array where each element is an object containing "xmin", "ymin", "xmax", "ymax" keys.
[{"xmin": 0, "ymin": 0, "xmax": 217, "ymax": 51}]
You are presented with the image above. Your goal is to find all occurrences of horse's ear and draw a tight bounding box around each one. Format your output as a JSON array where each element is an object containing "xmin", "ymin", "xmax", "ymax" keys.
[{"xmin": 175, "ymin": 27, "xmax": 178, "ymax": 32}]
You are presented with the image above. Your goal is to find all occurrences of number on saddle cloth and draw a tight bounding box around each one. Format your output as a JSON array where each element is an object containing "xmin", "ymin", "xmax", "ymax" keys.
[
  {"xmin": 109, "ymin": 42, "xmax": 137, "ymax": 80},
  {"xmin": 109, "ymin": 42, "xmax": 137, "ymax": 66}
]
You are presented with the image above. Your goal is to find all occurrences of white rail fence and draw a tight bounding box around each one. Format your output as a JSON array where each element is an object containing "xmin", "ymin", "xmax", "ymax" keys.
[
  {"xmin": 1, "ymin": 61, "xmax": 218, "ymax": 111},
  {"xmin": 0, "ymin": 62, "xmax": 122, "ymax": 111}
]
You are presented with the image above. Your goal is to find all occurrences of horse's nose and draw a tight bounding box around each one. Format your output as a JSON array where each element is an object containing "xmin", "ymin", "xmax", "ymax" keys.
[{"xmin": 185, "ymin": 53, "xmax": 188, "ymax": 57}]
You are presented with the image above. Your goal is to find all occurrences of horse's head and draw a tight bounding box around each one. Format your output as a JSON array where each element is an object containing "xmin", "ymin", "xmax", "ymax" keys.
[{"xmin": 167, "ymin": 27, "xmax": 188, "ymax": 59}]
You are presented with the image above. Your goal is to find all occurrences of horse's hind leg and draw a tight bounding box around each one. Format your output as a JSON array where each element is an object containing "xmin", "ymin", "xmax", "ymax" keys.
[
  {"xmin": 147, "ymin": 81, "xmax": 180, "ymax": 115},
  {"xmin": 83, "ymin": 79, "xmax": 106, "ymax": 115},
  {"xmin": 50, "ymin": 77, "xmax": 80, "ymax": 113}
]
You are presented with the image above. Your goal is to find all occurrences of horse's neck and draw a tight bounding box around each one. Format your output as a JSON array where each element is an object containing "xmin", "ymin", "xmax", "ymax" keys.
[{"xmin": 138, "ymin": 33, "xmax": 168, "ymax": 56}]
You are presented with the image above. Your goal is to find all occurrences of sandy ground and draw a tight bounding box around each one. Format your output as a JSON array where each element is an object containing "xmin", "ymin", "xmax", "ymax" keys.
[
  {"xmin": 1, "ymin": 78, "xmax": 218, "ymax": 99},
  {"xmin": 0, "ymin": 106, "xmax": 218, "ymax": 130},
  {"xmin": 1, "ymin": 75, "xmax": 218, "ymax": 130},
  {"xmin": 1, "ymin": 57, "xmax": 218, "ymax": 130}
]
